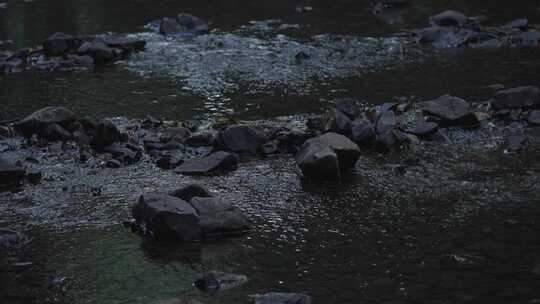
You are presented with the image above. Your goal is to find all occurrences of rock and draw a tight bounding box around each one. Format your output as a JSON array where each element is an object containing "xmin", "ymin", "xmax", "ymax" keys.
[
  {"xmin": 322, "ymin": 108, "xmax": 352, "ymax": 135},
  {"xmin": 351, "ymin": 118, "xmax": 376, "ymax": 143},
  {"xmin": 0, "ymin": 229, "xmax": 29, "ymax": 249},
  {"xmin": 335, "ymin": 98, "xmax": 360, "ymax": 119},
  {"xmin": 503, "ymin": 18, "xmax": 529, "ymax": 31},
  {"xmin": 491, "ymin": 86, "xmax": 540, "ymax": 110},
  {"xmin": 190, "ymin": 197, "xmax": 250, "ymax": 236},
  {"xmin": 194, "ymin": 271, "xmax": 248, "ymax": 293},
  {"xmin": 177, "ymin": 13, "xmax": 210, "ymax": 35},
  {"xmin": 375, "ymin": 110, "xmax": 396, "ymax": 135},
  {"xmin": 159, "ymin": 17, "xmax": 184, "ymax": 36},
  {"xmin": 295, "ymin": 132, "xmax": 361, "ymax": 180},
  {"xmin": 105, "ymin": 143, "xmax": 141, "ymax": 165},
  {"xmin": 156, "ymin": 151, "xmax": 184, "ymax": 169},
  {"xmin": 517, "ymin": 30, "xmax": 540, "ymax": 47},
  {"xmin": 174, "ymin": 151, "xmax": 238, "ymax": 175},
  {"xmin": 14, "ymin": 106, "xmax": 76, "ymax": 138},
  {"xmin": 132, "ymin": 193, "xmax": 201, "ymax": 241},
  {"xmin": 0, "ymin": 157, "xmax": 26, "ymax": 188},
  {"xmin": 184, "ymin": 133, "xmax": 214, "ymax": 147},
  {"xmin": 262, "ymin": 141, "xmax": 280, "ymax": 154},
  {"xmin": 416, "ymin": 26, "xmax": 465, "ymax": 48},
  {"xmin": 419, "ymin": 95, "xmax": 478, "ymax": 127},
  {"xmin": 44, "ymin": 123, "xmax": 72, "ymax": 141},
  {"xmin": 504, "ymin": 134, "xmax": 527, "ymax": 153},
  {"xmin": 527, "ymin": 110, "xmax": 540, "ymax": 125},
  {"xmin": 43, "ymin": 32, "xmax": 79, "ymax": 57},
  {"xmin": 95, "ymin": 36, "xmax": 146, "ymax": 53},
  {"xmin": 429, "ymin": 10, "xmax": 468, "ymax": 27},
  {"xmin": 105, "ymin": 159, "xmax": 122, "ymax": 168},
  {"xmin": 216, "ymin": 125, "xmax": 268, "ymax": 153},
  {"xmin": 78, "ymin": 42, "xmax": 115, "ymax": 63},
  {"xmin": 250, "ymin": 292, "xmax": 311, "ymax": 304},
  {"xmin": 404, "ymin": 121, "xmax": 439, "ymax": 137},
  {"xmin": 91, "ymin": 120, "xmax": 123, "ymax": 152},
  {"xmin": 169, "ymin": 184, "xmax": 213, "ymax": 201},
  {"xmin": 0, "ymin": 126, "xmax": 13, "ymax": 138},
  {"xmin": 160, "ymin": 127, "xmax": 191, "ymax": 143}
]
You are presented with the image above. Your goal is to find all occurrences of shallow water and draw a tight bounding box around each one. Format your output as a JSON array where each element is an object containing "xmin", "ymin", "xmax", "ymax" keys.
[{"xmin": 2, "ymin": 0, "xmax": 540, "ymax": 303}]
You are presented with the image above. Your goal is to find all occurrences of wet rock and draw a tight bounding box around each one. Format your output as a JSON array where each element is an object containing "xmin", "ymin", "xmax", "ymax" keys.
[
  {"xmin": 169, "ymin": 184, "xmax": 213, "ymax": 201},
  {"xmin": 0, "ymin": 229, "xmax": 29, "ymax": 249},
  {"xmin": 296, "ymin": 132, "xmax": 361, "ymax": 180},
  {"xmin": 429, "ymin": 10, "xmax": 468, "ymax": 27},
  {"xmin": 91, "ymin": 120, "xmax": 123, "ymax": 152},
  {"xmin": 404, "ymin": 121, "xmax": 439, "ymax": 137},
  {"xmin": 159, "ymin": 14, "xmax": 209, "ymax": 36},
  {"xmin": 0, "ymin": 157, "xmax": 26, "ymax": 188},
  {"xmin": 517, "ymin": 30, "xmax": 540, "ymax": 47},
  {"xmin": 416, "ymin": 26, "xmax": 465, "ymax": 48},
  {"xmin": 132, "ymin": 192, "xmax": 201, "ymax": 241},
  {"xmin": 419, "ymin": 95, "xmax": 478, "ymax": 127},
  {"xmin": 43, "ymin": 32, "xmax": 79, "ymax": 57},
  {"xmin": 105, "ymin": 143, "xmax": 141, "ymax": 165},
  {"xmin": 190, "ymin": 197, "xmax": 250, "ymax": 236},
  {"xmin": 504, "ymin": 134, "xmax": 527, "ymax": 153},
  {"xmin": 351, "ymin": 118, "xmax": 376, "ymax": 143},
  {"xmin": 184, "ymin": 133, "xmax": 214, "ymax": 147},
  {"xmin": 335, "ymin": 98, "xmax": 360, "ymax": 119},
  {"xmin": 156, "ymin": 151, "xmax": 184, "ymax": 169},
  {"xmin": 195, "ymin": 271, "xmax": 248, "ymax": 293},
  {"xmin": 527, "ymin": 110, "xmax": 540, "ymax": 125},
  {"xmin": 250, "ymin": 292, "xmax": 311, "ymax": 304},
  {"xmin": 322, "ymin": 108, "xmax": 352, "ymax": 135},
  {"xmin": 14, "ymin": 106, "xmax": 76, "ymax": 138},
  {"xmin": 491, "ymin": 86, "xmax": 540, "ymax": 110},
  {"xmin": 78, "ymin": 42, "xmax": 115, "ymax": 63},
  {"xmin": 262, "ymin": 141, "xmax": 280, "ymax": 155},
  {"xmin": 159, "ymin": 17, "xmax": 184, "ymax": 36},
  {"xmin": 0, "ymin": 126, "xmax": 13, "ymax": 138},
  {"xmin": 95, "ymin": 36, "xmax": 146, "ymax": 53},
  {"xmin": 503, "ymin": 18, "xmax": 529, "ymax": 31},
  {"xmin": 174, "ymin": 151, "xmax": 238, "ymax": 175},
  {"xmin": 216, "ymin": 125, "xmax": 268, "ymax": 154},
  {"xmin": 44, "ymin": 123, "xmax": 72, "ymax": 141},
  {"xmin": 160, "ymin": 127, "xmax": 191, "ymax": 143},
  {"xmin": 375, "ymin": 110, "xmax": 396, "ymax": 135},
  {"xmin": 105, "ymin": 159, "xmax": 122, "ymax": 168}
]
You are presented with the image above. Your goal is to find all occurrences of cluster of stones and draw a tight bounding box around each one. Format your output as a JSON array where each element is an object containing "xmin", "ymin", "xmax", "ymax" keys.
[
  {"xmin": 416, "ymin": 10, "xmax": 540, "ymax": 48},
  {"xmin": 0, "ymin": 33, "xmax": 145, "ymax": 74}
]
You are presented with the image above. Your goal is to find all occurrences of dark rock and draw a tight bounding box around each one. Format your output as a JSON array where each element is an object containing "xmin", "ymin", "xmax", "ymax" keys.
[
  {"xmin": 44, "ymin": 123, "xmax": 72, "ymax": 141},
  {"xmin": 351, "ymin": 118, "xmax": 376, "ymax": 143},
  {"xmin": 429, "ymin": 10, "xmax": 468, "ymax": 27},
  {"xmin": 156, "ymin": 151, "xmax": 184, "ymax": 169},
  {"xmin": 195, "ymin": 271, "xmax": 248, "ymax": 293},
  {"xmin": 105, "ymin": 143, "xmax": 141, "ymax": 165},
  {"xmin": 0, "ymin": 126, "xmax": 13, "ymax": 138},
  {"xmin": 419, "ymin": 95, "xmax": 478, "ymax": 127},
  {"xmin": 132, "ymin": 192, "xmax": 201, "ymax": 241},
  {"xmin": 527, "ymin": 110, "xmax": 540, "ymax": 125},
  {"xmin": 517, "ymin": 30, "xmax": 540, "ymax": 47},
  {"xmin": 43, "ymin": 32, "xmax": 79, "ymax": 57},
  {"xmin": 174, "ymin": 151, "xmax": 238, "ymax": 175},
  {"xmin": 184, "ymin": 133, "xmax": 214, "ymax": 147},
  {"xmin": 142, "ymin": 115, "xmax": 162, "ymax": 129},
  {"xmin": 294, "ymin": 51, "xmax": 310, "ymax": 61},
  {"xmin": 262, "ymin": 141, "xmax": 280, "ymax": 155},
  {"xmin": 250, "ymin": 292, "xmax": 311, "ymax": 304},
  {"xmin": 322, "ymin": 108, "xmax": 352, "ymax": 135},
  {"xmin": 0, "ymin": 229, "xmax": 29, "ymax": 249},
  {"xmin": 73, "ymin": 130, "xmax": 91, "ymax": 146},
  {"xmin": 375, "ymin": 110, "xmax": 396, "ymax": 135},
  {"xmin": 159, "ymin": 17, "xmax": 184, "ymax": 36},
  {"xmin": 0, "ymin": 157, "xmax": 26, "ymax": 188},
  {"xmin": 169, "ymin": 184, "xmax": 213, "ymax": 201},
  {"xmin": 3, "ymin": 58, "xmax": 24, "ymax": 74},
  {"xmin": 78, "ymin": 42, "xmax": 115, "ymax": 63},
  {"xmin": 26, "ymin": 167, "xmax": 42, "ymax": 184},
  {"xmin": 491, "ymin": 86, "xmax": 540, "ymax": 110},
  {"xmin": 404, "ymin": 121, "xmax": 439, "ymax": 137},
  {"xmin": 216, "ymin": 125, "xmax": 268, "ymax": 154},
  {"xmin": 95, "ymin": 36, "xmax": 146, "ymax": 53},
  {"xmin": 417, "ymin": 26, "xmax": 465, "ymax": 48},
  {"xmin": 177, "ymin": 13, "xmax": 210, "ymax": 35},
  {"xmin": 68, "ymin": 54, "xmax": 94, "ymax": 66},
  {"xmin": 105, "ymin": 159, "xmax": 122, "ymax": 168},
  {"xmin": 91, "ymin": 120, "xmax": 123, "ymax": 152},
  {"xmin": 190, "ymin": 197, "xmax": 250, "ymax": 236},
  {"xmin": 503, "ymin": 19, "xmax": 529, "ymax": 31},
  {"xmin": 79, "ymin": 116, "xmax": 98, "ymax": 132},
  {"xmin": 160, "ymin": 127, "xmax": 191, "ymax": 143},
  {"xmin": 295, "ymin": 132, "xmax": 361, "ymax": 180},
  {"xmin": 14, "ymin": 106, "xmax": 76, "ymax": 138},
  {"xmin": 505, "ymin": 134, "xmax": 527, "ymax": 153},
  {"xmin": 335, "ymin": 98, "xmax": 360, "ymax": 119}
]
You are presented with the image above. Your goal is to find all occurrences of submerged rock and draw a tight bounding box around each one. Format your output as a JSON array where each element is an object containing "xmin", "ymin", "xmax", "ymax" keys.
[
  {"xmin": 295, "ymin": 132, "xmax": 360, "ymax": 180},
  {"xmin": 174, "ymin": 151, "xmax": 238, "ymax": 175},
  {"xmin": 216, "ymin": 125, "xmax": 268, "ymax": 154},
  {"xmin": 419, "ymin": 95, "xmax": 478, "ymax": 127},
  {"xmin": 491, "ymin": 86, "xmax": 540, "ymax": 110},
  {"xmin": 190, "ymin": 196, "xmax": 250, "ymax": 236},
  {"xmin": 14, "ymin": 106, "xmax": 76, "ymax": 138},
  {"xmin": 195, "ymin": 271, "xmax": 248, "ymax": 293},
  {"xmin": 250, "ymin": 292, "xmax": 311, "ymax": 304}
]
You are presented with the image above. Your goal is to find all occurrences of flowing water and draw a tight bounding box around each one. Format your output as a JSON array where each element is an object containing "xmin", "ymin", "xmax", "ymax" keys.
[{"xmin": 1, "ymin": 0, "xmax": 540, "ymax": 303}]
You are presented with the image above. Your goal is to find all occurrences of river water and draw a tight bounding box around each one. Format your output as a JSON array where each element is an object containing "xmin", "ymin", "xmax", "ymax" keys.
[{"xmin": 1, "ymin": 0, "xmax": 540, "ymax": 303}]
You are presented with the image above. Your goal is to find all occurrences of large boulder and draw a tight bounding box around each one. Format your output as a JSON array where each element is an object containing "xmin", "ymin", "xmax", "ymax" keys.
[
  {"xmin": 295, "ymin": 132, "xmax": 361, "ymax": 180},
  {"xmin": 91, "ymin": 120, "xmax": 124, "ymax": 152},
  {"xmin": 0, "ymin": 157, "xmax": 26, "ymax": 188},
  {"xmin": 132, "ymin": 193, "xmax": 201, "ymax": 241},
  {"xmin": 429, "ymin": 10, "xmax": 468, "ymax": 27},
  {"xmin": 491, "ymin": 86, "xmax": 540, "ymax": 110},
  {"xmin": 216, "ymin": 125, "xmax": 268, "ymax": 154},
  {"xmin": 351, "ymin": 118, "xmax": 375, "ymax": 143},
  {"xmin": 174, "ymin": 151, "xmax": 238, "ymax": 175},
  {"xmin": 418, "ymin": 95, "xmax": 478, "ymax": 127},
  {"xmin": 250, "ymin": 293, "xmax": 311, "ymax": 304},
  {"xmin": 14, "ymin": 106, "xmax": 76, "ymax": 138},
  {"xmin": 190, "ymin": 197, "xmax": 250, "ymax": 236},
  {"xmin": 322, "ymin": 108, "xmax": 352, "ymax": 135},
  {"xmin": 43, "ymin": 32, "xmax": 79, "ymax": 57}
]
